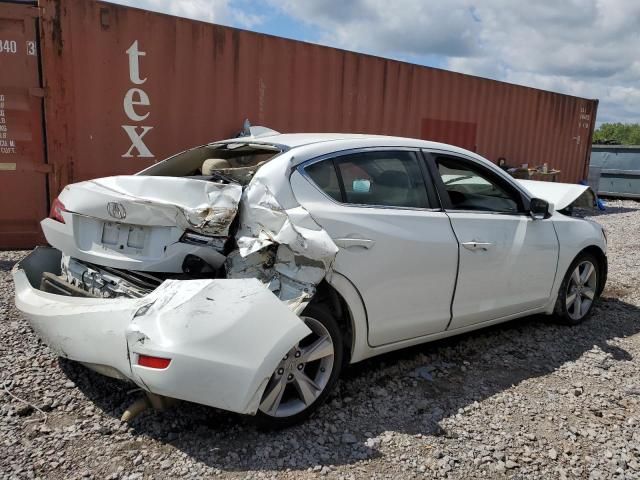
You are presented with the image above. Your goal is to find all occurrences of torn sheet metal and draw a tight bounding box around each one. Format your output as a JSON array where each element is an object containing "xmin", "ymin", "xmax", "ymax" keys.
[
  {"xmin": 230, "ymin": 176, "xmax": 339, "ymax": 303},
  {"xmin": 59, "ymin": 176, "xmax": 242, "ymax": 236},
  {"xmin": 13, "ymin": 247, "xmax": 311, "ymax": 415},
  {"xmin": 235, "ymin": 178, "xmax": 339, "ymax": 271},
  {"xmin": 517, "ymin": 180, "xmax": 595, "ymax": 211}
]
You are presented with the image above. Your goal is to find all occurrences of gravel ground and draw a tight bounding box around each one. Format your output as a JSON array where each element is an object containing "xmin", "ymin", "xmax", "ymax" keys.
[{"xmin": 2, "ymin": 200, "xmax": 640, "ymax": 480}]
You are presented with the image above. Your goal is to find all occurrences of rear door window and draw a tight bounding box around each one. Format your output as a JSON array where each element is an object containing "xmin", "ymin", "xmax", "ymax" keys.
[
  {"xmin": 305, "ymin": 151, "xmax": 430, "ymax": 209},
  {"xmin": 305, "ymin": 160, "xmax": 342, "ymax": 202}
]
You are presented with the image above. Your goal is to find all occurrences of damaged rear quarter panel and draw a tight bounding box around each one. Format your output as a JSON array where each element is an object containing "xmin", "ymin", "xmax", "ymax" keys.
[
  {"xmin": 230, "ymin": 158, "xmax": 339, "ymax": 302},
  {"xmin": 126, "ymin": 278, "xmax": 312, "ymax": 414}
]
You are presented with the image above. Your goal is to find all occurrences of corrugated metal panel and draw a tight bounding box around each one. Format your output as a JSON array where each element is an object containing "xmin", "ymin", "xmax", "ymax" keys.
[
  {"xmin": 0, "ymin": 1, "xmax": 47, "ymax": 248},
  {"xmin": 0, "ymin": 0, "xmax": 599, "ymax": 247},
  {"xmin": 38, "ymin": 0, "xmax": 597, "ymax": 194},
  {"xmin": 590, "ymin": 145, "xmax": 640, "ymax": 198}
]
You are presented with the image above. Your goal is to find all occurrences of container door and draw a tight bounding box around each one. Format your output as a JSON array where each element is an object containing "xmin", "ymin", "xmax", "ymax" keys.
[
  {"xmin": 0, "ymin": 2, "xmax": 47, "ymax": 248},
  {"xmin": 421, "ymin": 118, "xmax": 478, "ymax": 152}
]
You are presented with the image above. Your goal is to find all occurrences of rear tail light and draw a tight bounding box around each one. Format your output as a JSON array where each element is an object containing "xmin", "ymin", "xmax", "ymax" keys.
[
  {"xmin": 137, "ymin": 354, "xmax": 171, "ymax": 369},
  {"xmin": 50, "ymin": 197, "xmax": 66, "ymax": 223}
]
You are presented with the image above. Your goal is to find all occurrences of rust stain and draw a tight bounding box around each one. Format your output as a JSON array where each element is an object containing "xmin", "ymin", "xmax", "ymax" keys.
[{"xmin": 50, "ymin": 0, "xmax": 63, "ymax": 55}]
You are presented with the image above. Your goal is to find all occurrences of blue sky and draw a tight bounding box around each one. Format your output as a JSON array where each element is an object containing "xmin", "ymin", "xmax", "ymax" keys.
[{"xmin": 110, "ymin": 0, "xmax": 640, "ymax": 125}]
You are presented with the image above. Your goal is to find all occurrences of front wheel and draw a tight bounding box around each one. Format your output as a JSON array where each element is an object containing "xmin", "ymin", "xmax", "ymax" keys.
[
  {"xmin": 553, "ymin": 253, "xmax": 600, "ymax": 325},
  {"xmin": 252, "ymin": 304, "xmax": 343, "ymax": 429}
]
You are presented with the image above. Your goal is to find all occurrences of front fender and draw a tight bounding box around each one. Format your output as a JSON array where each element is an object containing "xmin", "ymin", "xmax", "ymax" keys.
[{"xmin": 545, "ymin": 215, "xmax": 607, "ymax": 313}]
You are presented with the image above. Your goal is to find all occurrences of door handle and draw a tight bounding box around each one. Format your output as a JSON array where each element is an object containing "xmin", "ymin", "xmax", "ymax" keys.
[
  {"xmin": 334, "ymin": 238, "xmax": 375, "ymax": 249},
  {"xmin": 461, "ymin": 241, "xmax": 494, "ymax": 251}
]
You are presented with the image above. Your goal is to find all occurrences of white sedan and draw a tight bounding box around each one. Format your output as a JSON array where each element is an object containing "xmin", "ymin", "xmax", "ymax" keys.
[{"xmin": 13, "ymin": 130, "xmax": 607, "ymax": 428}]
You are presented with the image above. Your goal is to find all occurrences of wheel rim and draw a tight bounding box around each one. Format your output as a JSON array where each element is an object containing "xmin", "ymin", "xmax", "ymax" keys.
[
  {"xmin": 566, "ymin": 260, "xmax": 597, "ymax": 320},
  {"xmin": 259, "ymin": 316, "xmax": 335, "ymax": 418}
]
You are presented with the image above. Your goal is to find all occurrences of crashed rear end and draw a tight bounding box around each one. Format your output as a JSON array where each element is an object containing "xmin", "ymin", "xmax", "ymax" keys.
[
  {"xmin": 12, "ymin": 136, "xmax": 338, "ymax": 414},
  {"xmin": 13, "ymin": 247, "xmax": 311, "ymax": 414}
]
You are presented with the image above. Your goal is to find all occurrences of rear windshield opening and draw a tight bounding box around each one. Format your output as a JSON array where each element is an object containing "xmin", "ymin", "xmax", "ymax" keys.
[{"xmin": 138, "ymin": 143, "xmax": 283, "ymax": 185}]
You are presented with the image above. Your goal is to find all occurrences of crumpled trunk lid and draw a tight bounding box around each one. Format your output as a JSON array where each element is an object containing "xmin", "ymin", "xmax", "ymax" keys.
[{"xmin": 58, "ymin": 176, "xmax": 242, "ymax": 236}]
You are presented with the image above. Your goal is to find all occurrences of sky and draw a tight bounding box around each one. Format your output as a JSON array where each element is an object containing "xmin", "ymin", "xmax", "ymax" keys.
[{"xmin": 109, "ymin": 0, "xmax": 640, "ymax": 125}]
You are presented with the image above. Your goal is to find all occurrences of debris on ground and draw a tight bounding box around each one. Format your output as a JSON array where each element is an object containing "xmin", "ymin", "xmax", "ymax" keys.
[{"xmin": 1, "ymin": 199, "xmax": 640, "ymax": 478}]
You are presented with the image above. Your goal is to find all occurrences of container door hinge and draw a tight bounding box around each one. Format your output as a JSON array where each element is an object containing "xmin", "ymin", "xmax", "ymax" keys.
[
  {"xmin": 28, "ymin": 6, "xmax": 44, "ymax": 18},
  {"xmin": 29, "ymin": 87, "xmax": 45, "ymax": 98}
]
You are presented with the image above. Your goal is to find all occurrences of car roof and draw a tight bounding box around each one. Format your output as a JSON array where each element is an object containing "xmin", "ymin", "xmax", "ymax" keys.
[
  {"xmin": 215, "ymin": 132, "xmax": 383, "ymax": 148},
  {"xmin": 210, "ymin": 131, "xmax": 535, "ymax": 201},
  {"xmin": 214, "ymin": 132, "xmax": 486, "ymax": 162}
]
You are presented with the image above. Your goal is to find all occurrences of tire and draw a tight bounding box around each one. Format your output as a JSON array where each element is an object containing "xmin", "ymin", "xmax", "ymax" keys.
[
  {"xmin": 251, "ymin": 303, "xmax": 343, "ymax": 429},
  {"xmin": 553, "ymin": 252, "xmax": 601, "ymax": 325}
]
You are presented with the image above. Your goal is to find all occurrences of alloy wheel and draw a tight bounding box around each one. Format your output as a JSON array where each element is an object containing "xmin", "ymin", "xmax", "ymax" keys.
[
  {"xmin": 566, "ymin": 260, "xmax": 597, "ymax": 321},
  {"xmin": 259, "ymin": 317, "xmax": 335, "ymax": 417}
]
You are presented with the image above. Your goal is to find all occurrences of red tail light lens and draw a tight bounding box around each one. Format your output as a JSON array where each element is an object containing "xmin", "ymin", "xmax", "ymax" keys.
[
  {"xmin": 137, "ymin": 355, "xmax": 171, "ymax": 369},
  {"xmin": 50, "ymin": 198, "xmax": 66, "ymax": 223}
]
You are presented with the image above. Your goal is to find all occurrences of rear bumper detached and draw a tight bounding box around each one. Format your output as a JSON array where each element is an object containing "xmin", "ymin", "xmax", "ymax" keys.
[{"xmin": 13, "ymin": 247, "xmax": 310, "ymax": 415}]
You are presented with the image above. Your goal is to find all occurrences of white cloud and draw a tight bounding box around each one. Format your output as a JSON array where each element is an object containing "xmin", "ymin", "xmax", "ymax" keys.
[
  {"xmin": 108, "ymin": 0, "xmax": 263, "ymax": 29},
  {"xmin": 108, "ymin": 0, "xmax": 640, "ymax": 123},
  {"xmin": 270, "ymin": 0, "xmax": 482, "ymax": 57},
  {"xmin": 270, "ymin": 0, "xmax": 640, "ymax": 124}
]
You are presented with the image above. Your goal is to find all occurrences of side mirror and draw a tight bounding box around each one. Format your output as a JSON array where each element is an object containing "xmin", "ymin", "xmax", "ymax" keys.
[{"xmin": 529, "ymin": 198, "xmax": 550, "ymax": 220}]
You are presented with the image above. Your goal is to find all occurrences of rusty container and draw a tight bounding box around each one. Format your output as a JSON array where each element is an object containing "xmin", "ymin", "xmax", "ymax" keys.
[
  {"xmin": 0, "ymin": 0, "xmax": 598, "ymax": 248},
  {"xmin": 0, "ymin": 1, "xmax": 47, "ymax": 248}
]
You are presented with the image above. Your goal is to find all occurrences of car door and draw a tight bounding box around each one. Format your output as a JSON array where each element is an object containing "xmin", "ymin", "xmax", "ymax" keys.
[
  {"xmin": 290, "ymin": 148, "xmax": 458, "ymax": 347},
  {"xmin": 426, "ymin": 152, "xmax": 559, "ymax": 329}
]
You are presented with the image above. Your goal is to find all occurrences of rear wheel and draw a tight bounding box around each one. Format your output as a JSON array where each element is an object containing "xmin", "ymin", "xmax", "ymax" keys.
[
  {"xmin": 553, "ymin": 253, "xmax": 600, "ymax": 325},
  {"xmin": 252, "ymin": 304, "xmax": 343, "ymax": 429}
]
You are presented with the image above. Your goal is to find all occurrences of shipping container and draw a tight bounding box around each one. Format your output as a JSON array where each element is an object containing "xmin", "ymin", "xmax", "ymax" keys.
[{"xmin": 0, "ymin": 0, "xmax": 599, "ymax": 249}]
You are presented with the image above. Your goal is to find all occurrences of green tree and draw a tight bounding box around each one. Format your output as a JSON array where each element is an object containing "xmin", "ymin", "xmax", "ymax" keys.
[{"xmin": 593, "ymin": 123, "xmax": 640, "ymax": 145}]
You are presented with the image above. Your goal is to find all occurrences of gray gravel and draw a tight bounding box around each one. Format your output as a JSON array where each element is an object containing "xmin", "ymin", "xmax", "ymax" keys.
[{"xmin": 2, "ymin": 200, "xmax": 640, "ymax": 479}]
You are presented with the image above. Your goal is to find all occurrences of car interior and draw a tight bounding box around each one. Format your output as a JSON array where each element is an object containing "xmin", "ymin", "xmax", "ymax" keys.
[
  {"xmin": 436, "ymin": 157, "xmax": 521, "ymax": 213},
  {"xmin": 138, "ymin": 143, "xmax": 281, "ymax": 185},
  {"xmin": 306, "ymin": 152, "xmax": 430, "ymax": 208}
]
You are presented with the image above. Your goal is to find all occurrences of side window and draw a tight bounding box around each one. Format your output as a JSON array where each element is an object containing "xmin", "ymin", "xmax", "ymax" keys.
[
  {"xmin": 305, "ymin": 160, "xmax": 342, "ymax": 202},
  {"xmin": 435, "ymin": 156, "xmax": 522, "ymax": 213},
  {"xmin": 335, "ymin": 151, "xmax": 429, "ymax": 208}
]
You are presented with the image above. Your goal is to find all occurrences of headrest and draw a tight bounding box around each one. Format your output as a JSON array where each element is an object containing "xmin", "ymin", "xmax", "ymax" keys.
[{"xmin": 202, "ymin": 158, "xmax": 231, "ymax": 175}]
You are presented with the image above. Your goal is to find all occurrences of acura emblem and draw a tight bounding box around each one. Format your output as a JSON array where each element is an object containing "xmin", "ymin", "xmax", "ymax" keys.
[{"xmin": 107, "ymin": 202, "xmax": 126, "ymax": 220}]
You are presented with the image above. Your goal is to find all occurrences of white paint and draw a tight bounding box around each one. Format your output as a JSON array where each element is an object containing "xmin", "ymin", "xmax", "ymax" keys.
[
  {"xmin": 0, "ymin": 39, "xmax": 17, "ymax": 54},
  {"xmin": 125, "ymin": 40, "xmax": 147, "ymax": 85},
  {"xmin": 123, "ymin": 88, "xmax": 150, "ymax": 122},
  {"xmin": 0, "ymin": 97, "xmax": 15, "ymax": 155},
  {"xmin": 14, "ymin": 132, "xmax": 609, "ymax": 417},
  {"xmin": 444, "ymin": 212, "xmax": 558, "ymax": 328},
  {"xmin": 517, "ymin": 179, "xmax": 593, "ymax": 210},
  {"xmin": 26, "ymin": 40, "xmax": 36, "ymax": 56},
  {"xmin": 290, "ymin": 169, "xmax": 459, "ymax": 346},
  {"xmin": 13, "ymin": 247, "xmax": 310, "ymax": 414},
  {"xmin": 41, "ymin": 176, "xmax": 242, "ymax": 272},
  {"xmin": 122, "ymin": 125, "xmax": 154, "ymax": 157},
  {"xmin": 122, "ymin": 41, "xmax": 153, "ymax": 159}
]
